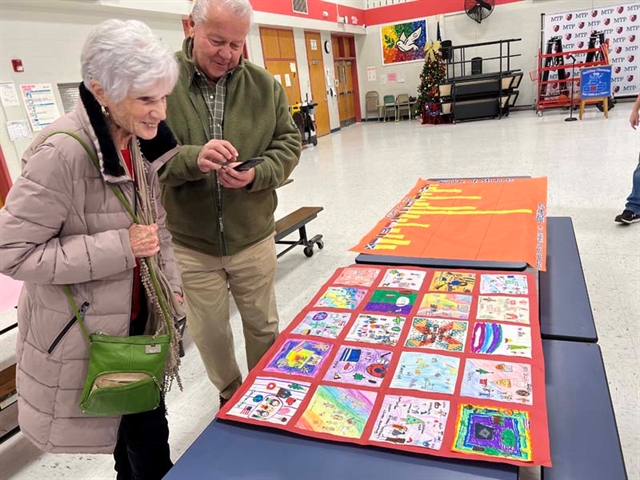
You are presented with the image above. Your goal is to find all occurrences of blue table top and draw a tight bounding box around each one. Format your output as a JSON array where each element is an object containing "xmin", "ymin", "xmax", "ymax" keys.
[
  {"xmin": 165, "ymin": 340, "xmax": 627, "ymax": 480},
  {"xmin": 164, "ymin": 210, "xmax": 604, "ymax": 480},
  {"xmin": 542, "ymin": 339, "xmax": 626, "ymax": 479},
  {"xmin": 539, "ymin": 217, "xmax": 597, "ymax": 342},
  {"xmin": 165, "ymin": 419, "xmax": 517, "ymax": 480}
]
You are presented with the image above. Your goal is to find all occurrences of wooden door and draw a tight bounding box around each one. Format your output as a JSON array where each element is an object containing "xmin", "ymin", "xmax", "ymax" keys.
[
  {"xmin": 304, "ymin": 31, "xmax": 330, "ymax": 137},
  {"xmin": 332, "ymin": 35, "xmax": 359, "ymax": 127},
  {"xmin": 261, "ymin": 27, "xmax": 280, "ymax": 59},
  {"xmin": 332, "ymin": 37, "xmax": 340, "ymax": 58},
  {"xmin": 345, "ymin": 61, "xmax": 356, "ymax": 122},
  {"xmin": 277, "ymin": 30, "xmax": 296, "ymax": 59},
  {"xmin": 334, "ymin": 61, "xmax": 345, "ymax": 126},
  {"xmin": 334, "ymin": 60, "xmax": 356, "ymax": 128},
  {"xmin": 260, "ymin": 27, "xmax": 301, "ymax": 107}
]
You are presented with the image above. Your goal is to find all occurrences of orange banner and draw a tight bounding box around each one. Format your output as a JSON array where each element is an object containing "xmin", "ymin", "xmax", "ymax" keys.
[{"xmin": 350, "ymin": 177, "xmax": 548, "ymax": 270}]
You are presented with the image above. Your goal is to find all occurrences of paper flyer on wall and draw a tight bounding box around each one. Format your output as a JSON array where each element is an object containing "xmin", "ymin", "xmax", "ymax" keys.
[{"xmin": 20, "ymin": 83, "xmax": 61, "ymax": 132}]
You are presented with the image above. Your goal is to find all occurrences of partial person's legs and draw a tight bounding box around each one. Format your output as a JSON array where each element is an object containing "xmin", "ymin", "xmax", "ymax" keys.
[
  {"xmin": 227, "ymin": 235, "xmax": 279, "ymax": 371},
  {"xmin": 173, "ymin": 243, "xmax": 242, "ymax": 399},
  {"xmin": 616, "ymin": 155, "xmax": 640, "ymax": 224},
  {"xmin": 625, "ymin": 156, "xmax": 640, "ymax": 213},
  {"xmin": 113, "ymin": 429, "xmax": 133, "ymax": 480},
  {"xmin": 113, "ymin": 400, "xmax": 172, "ymax": 480}
]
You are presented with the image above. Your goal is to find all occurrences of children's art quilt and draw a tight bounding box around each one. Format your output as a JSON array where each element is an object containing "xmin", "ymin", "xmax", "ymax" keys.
[
  {"xmin": 219, "ymin": 265, "xmax": 551, "ymax": 467},
  {"xmin": 349, "ymin": 178, "xmax": 548, "ymax": 271}
]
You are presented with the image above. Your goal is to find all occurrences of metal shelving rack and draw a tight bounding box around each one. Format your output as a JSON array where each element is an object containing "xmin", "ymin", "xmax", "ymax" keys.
[{"xmin": 439, "ymin": 38, "xmax": 523, "ymax": 123}]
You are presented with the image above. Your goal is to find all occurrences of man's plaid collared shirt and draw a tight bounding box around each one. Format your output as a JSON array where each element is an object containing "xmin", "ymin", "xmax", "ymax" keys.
[{"xmin": 193, "ymin": 68, "xmax": 232, "ymax": 140}]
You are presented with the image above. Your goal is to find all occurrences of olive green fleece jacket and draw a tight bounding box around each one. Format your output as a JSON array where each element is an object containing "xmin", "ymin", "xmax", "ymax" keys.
[{"xmin": 159, "ymin": 39, "xmax": 302, "ymax": 257}]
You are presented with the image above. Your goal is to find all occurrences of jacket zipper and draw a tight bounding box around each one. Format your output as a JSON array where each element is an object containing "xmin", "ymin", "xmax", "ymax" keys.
[
  {"xmin": 48, "ymin": 302, "xmax": 90, "ymax": 354},
  {"xmin": 189, "ymin": 84, "xmax": 228, "ymax": 256},
  {"xmin": 189, "ymin": 87, "xmax": 212, "ymax": 139},
  {"xmin": 215, "ymin": 174, "xmax": 227, "ymax": 256}
]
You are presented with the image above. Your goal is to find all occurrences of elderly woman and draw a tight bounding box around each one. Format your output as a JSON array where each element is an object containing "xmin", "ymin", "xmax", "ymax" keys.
[{"xmin": 0, "ymin": 19, "xmax": 183, "ymax": 479}]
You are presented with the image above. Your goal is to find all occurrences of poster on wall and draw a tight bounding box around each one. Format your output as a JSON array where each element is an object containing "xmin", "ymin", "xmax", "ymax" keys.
[
  {"xmin": 543, "ymin": 2, "xmax": 640, "ymax": 96},
  {"xmin": 6, "ymin": 120, "xmax": 32, "ymax": 141},
  {"xmin": 380, "ymin": 19, "xmax": 427, "ymax": 66},
  {"xmin": 20, "ymin": 84, "xmax": 61, "ymax": 132},
  {"xmin": 0, "ymin": 82, "xmax": 20, "ymax": 107},
  {"xmin": 367, "ymin": 66, "xmax": 377, "ymax": 82}
]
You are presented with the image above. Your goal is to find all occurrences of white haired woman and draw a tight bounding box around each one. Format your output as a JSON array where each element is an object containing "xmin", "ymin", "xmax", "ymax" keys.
[{"xmin": 0, "ymin": 19, "xmax": 183, "ymax": 479}]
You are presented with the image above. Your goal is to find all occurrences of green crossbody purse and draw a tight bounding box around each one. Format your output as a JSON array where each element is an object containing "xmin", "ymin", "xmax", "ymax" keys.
[
  {"xmin": 64, "ymin": 287, "xmax": 170, "ymax": 416},
  {"xmin": 49, "ymin": 131, "xmax": 174, "ymax": 417}
]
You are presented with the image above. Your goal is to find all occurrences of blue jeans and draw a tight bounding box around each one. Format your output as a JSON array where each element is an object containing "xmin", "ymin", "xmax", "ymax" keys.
[{"xmin": 625, "ymin": 155, "xmax": 640, "ymax": 214}]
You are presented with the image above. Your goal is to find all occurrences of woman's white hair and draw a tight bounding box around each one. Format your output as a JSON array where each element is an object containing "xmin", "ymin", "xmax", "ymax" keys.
[
  {"xmin": 81, "ymin": 19, "xmax": 178, "ymax": 103},
  {"xmin": 192, "ymin": 0, "xmax": 254, "ymax": 25}
]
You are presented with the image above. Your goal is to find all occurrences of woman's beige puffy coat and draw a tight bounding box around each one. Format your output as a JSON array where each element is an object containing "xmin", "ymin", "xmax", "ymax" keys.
[{"xmin": 0, "ymin": 85, "xmax": 181, "ymax": 453}]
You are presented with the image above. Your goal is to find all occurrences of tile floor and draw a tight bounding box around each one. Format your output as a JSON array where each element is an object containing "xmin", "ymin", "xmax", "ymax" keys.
[{"xmin": 1, "ymin": 104, "xmax": 639, "ymax": 480}]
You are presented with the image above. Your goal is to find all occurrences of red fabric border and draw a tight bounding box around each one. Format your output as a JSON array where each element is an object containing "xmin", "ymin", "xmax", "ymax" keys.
[{"xmin": 218, "ymin": 265, "xmax": 551, "ymax": 467}]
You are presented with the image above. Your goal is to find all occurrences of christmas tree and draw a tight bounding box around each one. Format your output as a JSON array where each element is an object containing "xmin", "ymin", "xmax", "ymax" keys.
[{"xmin": 416, "ymin": 41, "xmax": 446, "ymax": 124}]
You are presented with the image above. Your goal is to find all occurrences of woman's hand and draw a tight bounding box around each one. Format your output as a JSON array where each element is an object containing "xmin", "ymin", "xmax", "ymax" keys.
[{"xmin": 128, "ymin": 224, "xmax": 160, "ymax": 258}]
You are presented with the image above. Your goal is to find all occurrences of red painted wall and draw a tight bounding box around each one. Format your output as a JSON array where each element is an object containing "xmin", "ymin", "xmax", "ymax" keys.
[
  {"xmin": 366, "ymin": 0, "xmax": 523, "ymax": 26},
  {"xmin": 0, "ymin": 143, "xmax": 13, "ymax": 205},
  {"xmin": 250, "ymin": 0, "xmax": 364, "ymax": 26},
  {"xmin": 250, "ymin": 0, "xmax": 524, "ymax": 27}
]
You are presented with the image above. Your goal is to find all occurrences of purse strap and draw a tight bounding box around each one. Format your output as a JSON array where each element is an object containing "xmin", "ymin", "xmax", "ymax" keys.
[
  {"xmin": 45, "ymin": 131, "xmax": 173, "ymax": 341},
  {"xmin": 46, "ymin": 131, "xmax": 139, "ymax": 221}
]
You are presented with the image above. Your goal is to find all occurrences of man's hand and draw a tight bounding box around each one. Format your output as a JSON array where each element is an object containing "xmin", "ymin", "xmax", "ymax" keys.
[
  {"xmin": 197, "ymin": 140, "xmax": 239, "ymax": 173},
  {"xmin": 630, "ymin": 108, "xmax": 639, "ymax": 130},
  {"xmin": 218, "ymin": 165, "xmax": 255, "ymax": 189}
]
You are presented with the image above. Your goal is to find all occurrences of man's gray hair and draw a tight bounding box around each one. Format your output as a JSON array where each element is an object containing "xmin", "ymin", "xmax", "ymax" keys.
[
  {"xmin": 192, "ymin": 0, "xmax": 254, "ymax": 25},
  {"xmin": 81, "ymin": 19, "xmax": 178, "ymax": 103}
]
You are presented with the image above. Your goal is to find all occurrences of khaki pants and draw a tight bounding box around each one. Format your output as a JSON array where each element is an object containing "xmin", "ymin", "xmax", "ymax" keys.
[{"xmin": 173, "ymin": 236, "xmax": 279, "ymax": 399}]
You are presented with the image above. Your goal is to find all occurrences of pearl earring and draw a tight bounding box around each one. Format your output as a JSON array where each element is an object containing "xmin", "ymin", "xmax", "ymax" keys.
[{"xmin": 101, "ymin": 105, "xmax": 110, "ymax": 117}]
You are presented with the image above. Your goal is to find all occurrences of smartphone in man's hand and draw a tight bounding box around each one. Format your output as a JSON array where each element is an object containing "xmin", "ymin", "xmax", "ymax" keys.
[{"xmin": 233, "ymin": 157, "xmax": 264, "ymax": 171}]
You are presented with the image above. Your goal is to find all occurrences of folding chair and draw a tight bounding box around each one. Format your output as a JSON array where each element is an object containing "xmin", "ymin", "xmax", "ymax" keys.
[{"xmin": 382, "ymin": 95, "xmax": 396, "ymax": 122}]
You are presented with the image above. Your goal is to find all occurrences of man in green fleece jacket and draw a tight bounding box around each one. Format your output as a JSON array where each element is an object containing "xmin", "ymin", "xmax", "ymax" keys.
[{"xmin": 159, "ymin": 0, "xmax": 301, "ymax": 407}]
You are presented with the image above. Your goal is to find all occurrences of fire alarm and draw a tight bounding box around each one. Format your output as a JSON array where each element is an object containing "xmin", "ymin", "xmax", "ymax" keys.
[{"xmin": 11, "ymin": 59, "xmax": 24, "ymax": 73}]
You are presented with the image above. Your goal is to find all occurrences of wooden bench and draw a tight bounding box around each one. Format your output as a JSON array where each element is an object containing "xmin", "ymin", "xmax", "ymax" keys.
[
  {"xmin": 0, "ymin": 275, "xmax": 20, "ymax": 443},
  {"xmin": 540, "ymin": 217, "xmax": 597, "ymax": 342},
  {"xmin": 275, "ymin": 207, "xmax": 324, "ymax": 258},
  {"xmin": 543, "ymin": 339, "xmax": 627, "ymax": 479},
  {"xmin": 0, "ymin": 363, "xmax": 18, "ymax": 442}
]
